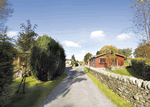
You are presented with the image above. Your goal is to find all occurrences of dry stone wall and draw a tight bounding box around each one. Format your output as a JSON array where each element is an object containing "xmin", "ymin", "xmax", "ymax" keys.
[{"xmin": 84, "ymin": 65, "xmax": 150, "ymax": 107}]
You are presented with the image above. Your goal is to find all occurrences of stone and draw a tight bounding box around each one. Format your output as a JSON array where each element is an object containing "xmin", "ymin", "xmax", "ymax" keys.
[
  {"xmin": 136, "ymin": 79, "xmax": 143, "ymax": 88},
  {"xmin": 147, "ymin": 82, "xmax": 150, "ymax": 90},
  {"xmin": 133, "ymin": 95, "xmax": 139, "ymax": 101}
]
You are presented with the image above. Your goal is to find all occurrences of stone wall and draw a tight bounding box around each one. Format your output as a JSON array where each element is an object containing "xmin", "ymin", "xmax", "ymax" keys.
[{"xmin": 84, "ymin": 65, "xmax": 150, "ymax": 107}]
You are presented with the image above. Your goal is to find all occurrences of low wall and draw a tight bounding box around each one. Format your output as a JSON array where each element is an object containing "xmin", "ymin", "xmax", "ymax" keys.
[{"xmin": 84, "ymin": 65, "xmax": 150, "ymax": 107}]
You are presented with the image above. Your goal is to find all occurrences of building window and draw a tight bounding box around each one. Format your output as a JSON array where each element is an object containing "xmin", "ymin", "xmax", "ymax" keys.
[{"xmin": 100, "ymin": 58, "xmax": 106, "ymax": 63}]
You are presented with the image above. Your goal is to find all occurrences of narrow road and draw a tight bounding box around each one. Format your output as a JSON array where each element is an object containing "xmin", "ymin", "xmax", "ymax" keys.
[{"xmin": 40, "ymin": 66, "xmax": 116, "ymax": 107}]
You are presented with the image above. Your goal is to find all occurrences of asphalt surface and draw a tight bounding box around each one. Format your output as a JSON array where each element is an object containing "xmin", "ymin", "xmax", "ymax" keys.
[{"xmin": 39, "ymin": 66, "xmax": 116, "ymax": 107}]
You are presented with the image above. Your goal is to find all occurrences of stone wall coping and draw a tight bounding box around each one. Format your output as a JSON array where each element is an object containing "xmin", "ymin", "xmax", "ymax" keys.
[{"xmin": 85, "ymin": 65, "xmax": 150, "ymax": 90}]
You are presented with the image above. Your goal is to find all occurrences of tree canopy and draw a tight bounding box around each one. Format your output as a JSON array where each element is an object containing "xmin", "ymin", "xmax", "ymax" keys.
[
  {"xmin": 16, "ymin": 19, "xmax": 38, "ymax": 52},
  {"xmin": 96, "ymin": 45, "xmax": 118, "ymax": 55},
  {"xmin": 84, "ymin": 53, "xmax": 92, "ymax": 64},
  {"xmin": 0, "ymin": 0, "xmax": 13, "ymax": 31},
  {"xmin": 129, "ymin": 0, "xmax": 150, "ymax": 42},
  {"xmin": 134, "ymin": 40, "xmax": 150, "ymax": 58},
  {"xmin": 30, "ymin": 35, "xmax": 66, "ymax": 81}
]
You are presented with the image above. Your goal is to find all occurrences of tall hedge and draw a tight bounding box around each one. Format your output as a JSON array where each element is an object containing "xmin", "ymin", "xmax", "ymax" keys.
[
  {"xmin": 30, "ymin": 35, "xmax": 66, "ymax": 81},
  {"xmin": 0, "ymin": 41, "xmax": 17, "ymax": 95},
  {"xmin": 131, "ymin": 58, "xmax": 150, "ymax": 80}
]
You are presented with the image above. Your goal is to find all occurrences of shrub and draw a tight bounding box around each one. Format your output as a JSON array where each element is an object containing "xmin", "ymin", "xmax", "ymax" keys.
[
  {"xmin": 30, "ymin": 35, "xmax": 66, "ymax": 81},
  {"xmin": 131, "ymin": 58, "xmax": 150, "ymax": 80},
  {"xmin": 0, "ymin": 41, "xmax": 17, "ymax": 95}
]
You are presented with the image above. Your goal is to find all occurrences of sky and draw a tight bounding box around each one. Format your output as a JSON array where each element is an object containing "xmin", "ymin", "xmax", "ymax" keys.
[{"xmin": 5, "ymin": 0, "xmax": 141, "ymax": 61}]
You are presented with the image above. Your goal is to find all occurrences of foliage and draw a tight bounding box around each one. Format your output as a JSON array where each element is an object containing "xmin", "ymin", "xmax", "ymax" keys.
[
  {"xmin": 133, "ymin": 40, "xmax": 150, "ymax": 58},
  {"xmin": 84, "ymin": 52, "xmax": 92, "ymax": 64},
  {"xmin": 0, "ymin": 28, "xmax": 17, "ymax": 95},
  {"xmin": 129, "ymin": 0, "xmax": 150, "ymax": 42},
  {"xmin": 16, "ymin": 19, "xmax": 38, "ymax": 52},
  {"xmin": 131, "ymin": 58, "xmax": 150, "ymax": 80},
  {"xmin": 121, "ymin": 48, "xmax": 132, "ymax": 60},
  {"xmin": 98, "ymin": 45, "xmax": 118, "ymax": 54},
  {"xmin": 0, "ymin": 0, "xmax": 13, "ymax": 31},
  {"xmin": 96, "ymin": 51, "xmax": 100, "ymax": 55},
  {"xmin": 71, "ymin": 54, "xmax": 76, "ymax": 62},
  {"xmin": 30, "ymin": 35, "xmax": 66, "ymax": 81}
]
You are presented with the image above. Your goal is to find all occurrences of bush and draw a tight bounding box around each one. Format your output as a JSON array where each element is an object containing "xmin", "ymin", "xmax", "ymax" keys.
[
  {"xmin": 0, "ymin": 41, "xmax": 17, "ymax": 95},
  {"xmin": 131, "ymin": 58, "xmax": 150, "ymax": 80},
  {"xmin": 30, "ymin": 35, "xmax": 66, "ymax": 81}
]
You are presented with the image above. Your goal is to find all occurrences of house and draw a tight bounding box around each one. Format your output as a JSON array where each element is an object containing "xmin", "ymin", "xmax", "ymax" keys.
[
  {"xmin": 88, "ymin": 53, "xmax": 125, "ymax": 70},
  {"xmin": 66, "ymin": 59, "xmax": 72, "ymax": 66},
  {"xmin": 13, "ymin": 51, "xmax": 30, "ymax": 69}
]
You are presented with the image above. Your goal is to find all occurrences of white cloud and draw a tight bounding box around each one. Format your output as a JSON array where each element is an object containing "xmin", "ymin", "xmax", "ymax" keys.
[
  {"xmin": 116, "ymin": 34, "xmax": 131, "ymax": 40},
  {"xmin": 75, "ymin": 53, "xmax": 85, "ymax": 61},
  {"xmin": 7, "ymin": 31, "xmax": 18, "ymax": 39},
  {"xmin": 62, "ymin": 40, "xmax": 82, "ymax": 47},
  {"xmin": 81, "ymin": 50, "xmax": 85, "ymax": 53},
  {"xmin": 90, "ymin": 30, "xmax": 105, "ymax": 41}
]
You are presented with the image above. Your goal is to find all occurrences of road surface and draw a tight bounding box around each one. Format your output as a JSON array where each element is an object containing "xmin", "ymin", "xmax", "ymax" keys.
[{"xmin": 40, "ymin": 66, "xmax": 116, "ymax": 107}]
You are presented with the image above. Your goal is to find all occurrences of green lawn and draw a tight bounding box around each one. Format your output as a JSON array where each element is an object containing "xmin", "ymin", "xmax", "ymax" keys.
[
  {"xmin": 4, "ymin": 73, "xmax": 68, "ymax": 107},
  {"xmin": 108, "ymin": 68, "xmax": 144, "ymax": 79},
  {"xmin": 83, "ymin": 67, "xmax": 133, "ymax": 107}
]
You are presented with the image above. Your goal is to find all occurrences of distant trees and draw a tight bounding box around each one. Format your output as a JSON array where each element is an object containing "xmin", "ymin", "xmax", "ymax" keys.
[
  {"xmin": 121, "ymin": 48, "xmax": 132, "ymax": 60},
  {"xmin": 96, "ymin": 45, "xmax": 132, "ymax": 60},
  {"xmin": 30, "ymin": 35, "xmax": 66, "ymax": 81},
  {"xmin": 84, "ymin": 53, "xmax": 92, "ymax": 64},
  {"xmin": 134, "ymin": 40, "xmax": 150, "ymax": 58},
  {"xmin": 71, "ymin": 54, "xmax": 79, "ymax": 67},
  {"xmin": 96, "ymin": 45, "xmax": 118, "ymax": 55},
  {"xmin": 71, "ymin": 54, "xmax": 76, "ymax": 62},
  {"xmin": 0, "ymin": 0, "xmax": 14, "ymax": 31}
]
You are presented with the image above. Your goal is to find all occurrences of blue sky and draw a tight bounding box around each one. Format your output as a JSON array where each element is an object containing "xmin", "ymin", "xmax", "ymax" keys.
[{"xmin": 6, "ymin": 0, "xmax": 140, "ymax": 61}]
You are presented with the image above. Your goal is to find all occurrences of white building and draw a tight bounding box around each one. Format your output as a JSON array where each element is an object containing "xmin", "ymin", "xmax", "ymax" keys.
[{"xmin": 66, "ymin": 59, "xmax": 72, "ymax": 66}]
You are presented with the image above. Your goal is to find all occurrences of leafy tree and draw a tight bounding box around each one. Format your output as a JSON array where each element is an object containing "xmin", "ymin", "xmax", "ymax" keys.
[
  {"xmin": 0, "ymin": 0, "xmax": 13, "ymax": 31},
  {"xmin": 16, "ymin": 19, "xmax": 38, "ymax": 94},
  {"xmin": 84, "ymin": 53, "xmax": 92, "ymax": 64},
  {"xmin": 71, "ymin": 54, "xmax": 76, "ymax": 61},
  {"xmin": 118, "ymin": 49, "xmax": 123, "ymax": 54},
  {"xmin": 134, "ymin": 40, "xmax": 150, "ymax": 58},
  {"xmin": 0, "ymin": 27, "xmax": 17, "ymax": 95},
  {"xmin": 16, "ymin": 19, "xmax": 38, "ymax": 52},
  {"xmin": 129, "ymin": 0, "xmax": 150, "ymax": 42},
  {"xmin": 96, "ymin": 51, "xmax": 100, "ymax": 55},
  {"xmin": 30, "ymin": 35, "xmax": 66, "ymax": 81},
  {"xmin": 99, "ymin": 45, "xmax": 118, "ymax": 54},
  {"xmin": 121, "ymin": 48, "xmax": 132, "ymax": 60}
]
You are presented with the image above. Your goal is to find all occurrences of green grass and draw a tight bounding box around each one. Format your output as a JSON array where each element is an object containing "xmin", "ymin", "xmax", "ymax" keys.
[
  {"xmin": 107, "ymin": 68, "xmax": 144, "ymax": 79},
  {"xmin": 5, "ymin": 73, "xmax": 68, "ymax": 107},
  {"xmin": 83, "ymin": 67, "xmax": 134, "ymax": 107}
]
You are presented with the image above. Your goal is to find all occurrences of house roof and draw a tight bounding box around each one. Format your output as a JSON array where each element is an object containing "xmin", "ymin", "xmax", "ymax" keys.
[{"xmin": 88, "ymin": 53, "xmax": 125, "ymax": 61}]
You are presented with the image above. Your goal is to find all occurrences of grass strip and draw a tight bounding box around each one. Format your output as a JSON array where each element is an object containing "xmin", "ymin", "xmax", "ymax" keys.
[
  {"xmin": 83, "ymin": 67, "xmax": 133, "ymax": 107},
  {"xmin": 108, "ymin": 68, "xmax": 143, "ymax": 79},
  {"xmin": 5, "ymin": 73, "xmax": 68, "ymax": 107}
]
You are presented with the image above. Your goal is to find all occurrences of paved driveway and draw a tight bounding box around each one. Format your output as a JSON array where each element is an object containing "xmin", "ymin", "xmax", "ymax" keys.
[{"xmin": 40, "ymin": 66, "xmax": 116, "ymax": 107}]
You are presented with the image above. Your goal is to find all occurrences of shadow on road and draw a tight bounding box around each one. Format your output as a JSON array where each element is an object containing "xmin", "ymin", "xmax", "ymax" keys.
[{"xmin": 40, "ymin": 66, "xmax": 87, "ymax": 107}]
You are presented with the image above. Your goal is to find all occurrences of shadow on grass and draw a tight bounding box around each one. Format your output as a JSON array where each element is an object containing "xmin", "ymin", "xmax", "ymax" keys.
[
  {"xmin": 125, "ymin": 66, "xmax": 145, "ymax": 80},
  {"xmin": 5, "ymin": 66, "xmax": 87, "ymax": 107}
]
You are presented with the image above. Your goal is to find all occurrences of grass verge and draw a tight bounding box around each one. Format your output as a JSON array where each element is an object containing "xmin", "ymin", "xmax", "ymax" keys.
[
  {"xmin": 83, "ymin": 67, "xmax": 134, "ymax": 107},
  {"xmin": 5, "ymin": 73, "xmax": 68, "ymax": 107},
  {"xmin": 107, "ymin": 68, "xmax": 143, "ymax": 79}
]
